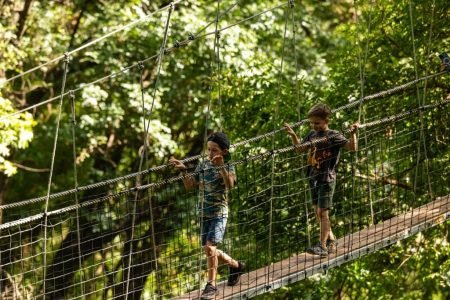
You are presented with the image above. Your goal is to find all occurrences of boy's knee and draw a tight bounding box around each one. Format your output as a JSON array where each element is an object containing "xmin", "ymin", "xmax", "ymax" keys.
[
  {"xmin": 318, "ymin": 208, "xmax": 329, "ymax": 219},
  {"xmin": 203, "ymin": 244, "xmax": 217, "ymax": 257}
]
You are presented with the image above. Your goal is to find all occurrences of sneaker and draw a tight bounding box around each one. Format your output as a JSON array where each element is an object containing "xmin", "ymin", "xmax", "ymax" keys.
[
  {"xmin": 306, "ymin": 243, "xmax": 328, "ymax": 257},
  {"xmin": 201, "ymin": 282, "xmax": 218, "ymax": 299},
  {"xmin": 227, "ymin": 261, "xmax": 245, "ymax": 286},
  {"xmin": 326, "ymin": 239, "xmax": 337, "ymax": 253}
]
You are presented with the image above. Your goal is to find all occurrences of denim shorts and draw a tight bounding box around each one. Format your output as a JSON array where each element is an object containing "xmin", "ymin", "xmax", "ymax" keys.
[
  {"xmin": 201, "ymin": 216, "xmax": 227, "ymax": 246},
  {"xmin": 310, "ymin": 180, "xmax": 336, "ymax": 209}
]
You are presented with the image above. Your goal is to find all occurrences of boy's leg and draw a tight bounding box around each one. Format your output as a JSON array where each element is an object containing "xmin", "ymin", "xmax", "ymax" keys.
[
  {"xmin": 307, "ymin": 180, "xmax": 328, "ymax": 255},
  {"xmin": 201, "ymin": 242, "xmax": 219, "ymax": 299},
  {"xmin": 313, "ymin": 205, "xmax": 320, "ymax": 222},
  {"xmin": 208, "ymin": 216, "xmax": 245, "ymax": 286},
  {"xmin": 318, "ymin": 208, "xmax": 331, "ymax": 248},
  {"xmin": 204, "ymin": 242, "xmax": 219, "ymax": 283},
  {"xmin": 329, "ymin": 229, "xmax": 336, "ymax": 241},
  {"xmin": 307, "ymin": 181, "xmax": 335, "ymax": 256},
  {"xmin": 203, "ymin": 216, "xmax": 240, "ymax": 278},
  {"xmin": 310, "ymin": 180, "xmax": 321, "ymax": 239},
  {"xmin": 319, "ymin": 181, "xmax": 337, "ymax": 251},
  {"xmin": 202, "ymin": 218, "xmax": 218, "ymax": 285},
  {"xmin": 305, "ymin": 206, "xmax": 329, "ymax": 257},
  {"xmin": 217, "ymin": 247, "xmax": 245, "ymax": 286},
  {"xmin": 324, "ymin": 181, "xmax": 336, "ymax": 242},
  {"xmin": 217, "ymin": 249, "xmax": 239, "ymax": 268}
]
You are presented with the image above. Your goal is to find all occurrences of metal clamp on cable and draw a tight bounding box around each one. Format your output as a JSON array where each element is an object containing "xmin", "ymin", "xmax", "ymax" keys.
[
  {"xmin": 188, "ymin": 32, "xmax": 196, "ymax": 41},
  {"xmin": 63, "ymin": 52, "xmax": 70, "ymax": 64},
  {"xmin": 173, "ymin": 40, "xmax": 181, "ymax": 48},
  {"xmin": 138, "ymin": 61, "xmax": 145, "ymax": 71}
]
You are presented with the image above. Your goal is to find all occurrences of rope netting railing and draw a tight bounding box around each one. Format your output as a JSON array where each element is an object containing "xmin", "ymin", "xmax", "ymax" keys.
[
  {"xmin": 1, "ymin": 98, "xmax": 449, "ymax": 298},
  {"xmin": 2, "ymin": 1, "xmax": 450, "ymax": 299},
  {"xmin": 2, "ymin": 69, "xmax": 448, "ymax": 213}
]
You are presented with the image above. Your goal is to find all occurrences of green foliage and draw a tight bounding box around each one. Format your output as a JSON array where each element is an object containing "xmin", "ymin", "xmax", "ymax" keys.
[
  {"xmin": 1, "ymin": 0, "xmax": 449, "ymax": 299},
  {"xmin": 256, "ymin": 222, "xmax": 450, "ymax": 300},
  {"xmin": 0, "ymin": 96, "xmax": 35, "ymax": 176}
]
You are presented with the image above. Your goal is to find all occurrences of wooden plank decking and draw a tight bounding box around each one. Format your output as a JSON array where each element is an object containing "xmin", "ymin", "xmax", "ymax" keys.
[{"xmin": 175, "ymin": 195, "xmax": 450, "ymax": 299}]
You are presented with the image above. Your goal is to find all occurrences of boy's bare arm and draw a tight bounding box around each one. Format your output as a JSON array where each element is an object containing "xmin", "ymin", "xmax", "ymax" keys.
[
  {"xmin": 219, "ymin": 168, "xmax": 236, "ymax": 189},
  {"xmin": 169, "ymin": 158, "xmax": 198, "ymax": 190},
  {"xmin": 344, "ymin": 123, "xmax": 359, "ymax": 151},
  {"xmin": 211, "ymin": 155, "xmax": 235, "ymax": 189},
  {"xmin": 284, "ymin": 123, "xmax": 308, "ymax": 153}
]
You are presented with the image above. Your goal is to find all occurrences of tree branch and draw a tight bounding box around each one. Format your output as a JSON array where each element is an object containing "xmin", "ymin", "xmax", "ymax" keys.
[
  {"xmin": 12, "ymin": 162, "xmax": 49, "ymax": 173},
  {"xmin": 16, "ymin": 0, "xmax": 33, "ymax": 41},
  {"xmin": 355, "ymin": 173, "xmax": 413, "ymax": 190},
  {"xmin": 68, "ymin": 1, "xmax": 86, "ymax": 51}
]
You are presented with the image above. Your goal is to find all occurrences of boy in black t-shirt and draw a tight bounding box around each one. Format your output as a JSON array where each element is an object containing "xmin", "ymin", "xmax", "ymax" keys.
[{"xmin": 284, "ymin": 104, "xmax": 359, "ymax": 257}]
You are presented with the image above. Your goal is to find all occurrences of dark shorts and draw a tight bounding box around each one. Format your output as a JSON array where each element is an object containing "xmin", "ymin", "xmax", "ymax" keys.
[
  {"xmin": 201, "ymin": 216, "xmax": 227, "ymax": 246},
  {"xmin": 310, "ymin": 180, "xmax": 336, "ymax": 209}
]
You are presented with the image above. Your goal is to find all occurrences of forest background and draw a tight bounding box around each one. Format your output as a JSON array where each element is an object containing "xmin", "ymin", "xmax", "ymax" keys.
[{"xmin": 1, "ymin": 0, "xmax": 449, "ymax": 299}]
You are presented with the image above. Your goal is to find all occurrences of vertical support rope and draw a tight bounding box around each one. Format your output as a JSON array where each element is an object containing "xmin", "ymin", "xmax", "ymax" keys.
[
  {"xmin": 139, "ymin": 61, "xmax": 162, "ymax": 298},
  {"xmin": 421, "ymin": 0, "xmax": 435, "ymax": 201},
  {"xmin": 42, "ymin": 53, "xmax": 70, "ymax": 296},
  {"xmin": 196, "ymin": 1, "xmax": 222, "ymax": 295},
  {"xmin": 289, "ymin": 0, "xmax": 310, "ymax": 258},
  {"xmin": 215, "ymin": 0, "xmax": 223, "ymax": 132},
  {"xmin": 124, "ymin": 3, "xmax": 174, "ymax": 298},
  {"xmin": 409, "ymin": 0, "xmax": 434, "ymax": 205},
  {"xmin": 266, "ymin": 0, "xmax": 292, "ymax": 285},
  {"xmin": 68, "ymin": 90, "xmax": 85, "ymax": 297},
  {"xmin": 409, "ymin": 0, "xmax": 422, "ymax": 208},
  {"xmin": 408, "ymin": 0, "xmax": 434, "ymax": 239},
  {"xmin": 290, "ymin": 1, "xmax": 302, "ymax": 123},
  {"xmin": 354, "ymin": 0, "xmax": 375, "ymax": 227}
]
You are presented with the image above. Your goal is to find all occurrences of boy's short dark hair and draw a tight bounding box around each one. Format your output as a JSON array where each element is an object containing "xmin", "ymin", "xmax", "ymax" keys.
[
  {"xmin": 308, "ymin": 103, "xmax": 332, "ymax": 121},
  {"xmin": 208, "ymin": 132, "xmax": 230, "ymax": 150}
]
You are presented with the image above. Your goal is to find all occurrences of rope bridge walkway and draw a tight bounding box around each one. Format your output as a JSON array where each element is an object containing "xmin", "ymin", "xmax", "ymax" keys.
[
  {"xmin": 176, "ymin": 195, "xmax": 450, "ymax": 299},
  {"xmin": 1, "ymin": 0, "xmax": 450, "ymax": 299}
]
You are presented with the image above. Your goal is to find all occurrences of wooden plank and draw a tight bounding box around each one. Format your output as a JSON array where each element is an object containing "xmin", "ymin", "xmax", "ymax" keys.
[{"xmin": 174, "ymin": 195, "xmax": 450, "ymax": 299}]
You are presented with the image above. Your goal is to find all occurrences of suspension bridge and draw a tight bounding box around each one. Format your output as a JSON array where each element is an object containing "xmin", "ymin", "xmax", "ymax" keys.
[{"xmin": 1, "ymin": 1, "xmax": 449, "ymax": 299}]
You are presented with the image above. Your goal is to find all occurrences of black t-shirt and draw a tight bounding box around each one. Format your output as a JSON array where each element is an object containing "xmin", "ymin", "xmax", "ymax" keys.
[{"xmin": 302, "ymin": 129, "xmax": 348, "ymax": 182}]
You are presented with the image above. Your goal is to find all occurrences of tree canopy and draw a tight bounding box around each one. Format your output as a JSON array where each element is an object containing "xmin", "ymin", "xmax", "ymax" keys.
[{"xmin": 1, "ymin": 0, "xmax": 449, "ymax": 299}]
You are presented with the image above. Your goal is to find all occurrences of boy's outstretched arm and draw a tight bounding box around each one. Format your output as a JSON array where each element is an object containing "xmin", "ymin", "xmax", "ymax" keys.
[
  {"xmin": 284, "ymin": 123, "xmax": 308, "ymax": 153},
  {"xmin": 344, "ymin": 122, "xmax": 359, "ymax": 151},
  {"xmin": 169, "ymin": 158, "xmax": 197, "ymax": 190}
]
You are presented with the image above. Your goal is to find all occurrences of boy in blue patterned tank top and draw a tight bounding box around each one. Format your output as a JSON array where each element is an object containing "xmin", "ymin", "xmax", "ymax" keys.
[{"xmin": 170, "ymin": 132, "xmax": 245, "ymax": 299}]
